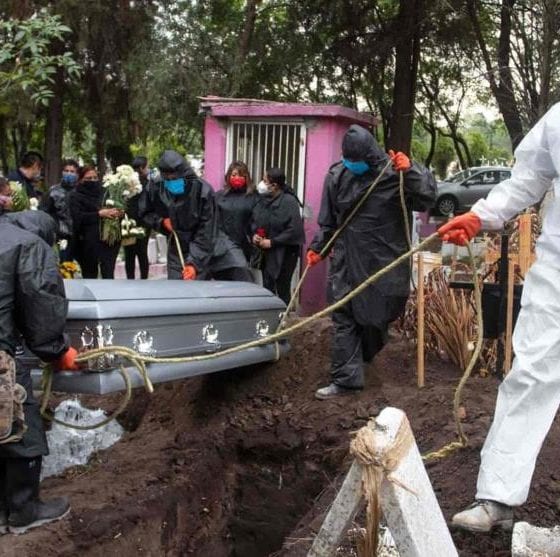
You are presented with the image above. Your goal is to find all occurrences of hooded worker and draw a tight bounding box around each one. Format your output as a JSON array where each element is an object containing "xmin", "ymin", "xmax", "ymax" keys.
[
  {"xmin": 442, "ymin": 103, "xmax": 560, "ymax": 532},
  {"xmin": 308, "ymin": 125, "xmax": 436, "ymax": 399},
  {"xmin": 140, "ymin": 150, "xmax": 250, "ymax": 281},
  {"xmin": 0, "ymin": 210, "xmax": 78, "ymax": 534}
]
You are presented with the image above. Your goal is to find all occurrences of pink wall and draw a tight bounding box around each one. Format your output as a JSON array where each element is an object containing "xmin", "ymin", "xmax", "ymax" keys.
[
  {"xmin": 201, "ymin": 99, "xmax": 376, "ymax": 315},
  {"xmin": 299, "ymin": 119, "xmax": 350, "ymax": 315},
  {"xmin": 203, "ymin": 116, "xmax": 228, "ymax": 189}
]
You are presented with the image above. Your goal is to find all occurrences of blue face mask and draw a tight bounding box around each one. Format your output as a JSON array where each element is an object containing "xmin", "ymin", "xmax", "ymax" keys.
[
  {"xmin": 61, "ymin": 172, "xmax": 78, "ymax": 185},
  {"xmin": 164, "ymin": 178, "xmax": 185, "ymax": 195},
  {"xmin": 343, "ymin": 158, "xmax": 369, "ymax": 176}
]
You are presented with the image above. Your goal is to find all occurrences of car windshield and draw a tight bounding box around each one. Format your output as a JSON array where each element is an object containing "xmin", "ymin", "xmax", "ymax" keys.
[{"xmin": 446, "ymin": 168, "xmax": 478, "ymax": 183}]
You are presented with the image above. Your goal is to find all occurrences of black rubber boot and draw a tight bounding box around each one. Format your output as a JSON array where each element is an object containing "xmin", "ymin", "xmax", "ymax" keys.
[
  {"xmin": 5, "ymin": 457, "xmax": 70, "ymax": 535},
  {"xmin": 0, "ymin": 460, "xmax": 7, "ymax": 535}
]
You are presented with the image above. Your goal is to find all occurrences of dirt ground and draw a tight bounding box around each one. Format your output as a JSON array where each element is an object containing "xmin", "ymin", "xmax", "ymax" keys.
[{"xmin": 1, "ymin": 317, "xmax": 559, "ymax": 557}]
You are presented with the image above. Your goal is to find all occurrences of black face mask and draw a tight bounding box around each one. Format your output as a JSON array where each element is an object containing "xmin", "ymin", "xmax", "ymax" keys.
[{"xmin": 83, "ymin": 180, "xmax": 101, "ymax": 188}]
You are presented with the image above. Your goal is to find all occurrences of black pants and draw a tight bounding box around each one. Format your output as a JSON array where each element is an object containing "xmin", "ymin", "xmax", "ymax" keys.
[
  {"xmin": 262, "ymin": 247, "xmax": 300, "ymax": 305},
  {"xmin": 0, "ymin": 456, "xmax": 41, "ymax": 513},
  {"xmin": 330, "ymin": 304, "xmax": 386, "ymax": 389},
  {"xmin": 78, "ymin": 241, "xmax": 120, "ymax": 279},
  {"xmin": 124, "ymin": 235, "xmax": 150, "ymax": 279}
]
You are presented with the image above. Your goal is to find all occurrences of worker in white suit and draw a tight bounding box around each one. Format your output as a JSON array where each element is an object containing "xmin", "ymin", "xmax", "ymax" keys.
[{"xmin": 438, "ymin": 102, "xmax": 560, "ymax": 532}]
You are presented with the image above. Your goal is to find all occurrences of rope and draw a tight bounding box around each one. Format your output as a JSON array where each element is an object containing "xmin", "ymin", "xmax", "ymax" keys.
[
  {"xmin": 422, "ymin": 242, "xmax": 483, "ymax": 461},
  {"xmin": 40, "ymin": 364, "xmax": 134, "ymax": 430},
  {"xmin": 350, "ymin": 416, "xmax": 416, "ymax": 557}
]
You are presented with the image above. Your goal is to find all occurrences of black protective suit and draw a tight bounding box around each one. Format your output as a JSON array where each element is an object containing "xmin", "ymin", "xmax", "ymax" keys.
[
  {"xmin": 310, "ymin": 125, "xmax": 436, "ymax": 389},
  {"xmin": 252, "ymin": 190, "xmax": 305, "ymax": 304},
  {"xmin": 0, "ymin": 211, "xmax": 69, "ymax": 460},
  {"xmin": 140, "ymin": 151, "xmax": 249, "ymax": 280}
]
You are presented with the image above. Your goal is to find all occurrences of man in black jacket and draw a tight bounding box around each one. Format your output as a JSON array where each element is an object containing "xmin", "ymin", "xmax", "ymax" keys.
[
  {"xmin": 0, "ymin": 210, "xmax": 78, "ymax": 534},
  {"xmin": 307, "ymin": 125, "xmax": 436, "ymax": 399},
  {"xmin": 7, "ymin": 151, "xmax": 44, "ymax": 200},
  {"xmin": 39, "ymin": 158, "xmax": 79, "ymax": 262}
]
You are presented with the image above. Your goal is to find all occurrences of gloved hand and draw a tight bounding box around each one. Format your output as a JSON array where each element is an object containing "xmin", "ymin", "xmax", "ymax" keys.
[
  {"xmin": 54, "ymin": 347, "xmax": 79, "ymax": 372},
  {"xmin": 162, "ymin": 218, "xmax": 173, "ymax": 233},
  {"xmin": 438, "ymin": 212, "xmax": 482, "ymax": 245},
  {"xmin": 388, "ymin": 150, "xmax": 411, "ymax": 172},
  {"xmin": 182, "ymin": 264, "xmax": 197, "ymax": 281},
  {"xmin": 306, "ymin": 250, "xmax": 322, "ymax": 267}
]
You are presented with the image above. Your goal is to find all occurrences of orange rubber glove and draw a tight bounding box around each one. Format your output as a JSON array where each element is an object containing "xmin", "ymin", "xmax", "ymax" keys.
[
  {"xmin": 54, "ymin": 346, "xmax": 79, "ymax": 372},
  {"xmin": 438, "ymin": 212, "xmax": 482, "ymax": 245},
  {"xmin": 388, "ymin": 150, "xmax": 411, "ymax": 172},
  {"xmin": 162, "ymin": 218, "xmax": 173, "ymax": 233},
  {"xmin": 182, "ymin": 264, "xmax": 197, "ymax": 281},
  {"xmin": 306, "ymin": 250, "xmax": 322, "ymax": 268}
]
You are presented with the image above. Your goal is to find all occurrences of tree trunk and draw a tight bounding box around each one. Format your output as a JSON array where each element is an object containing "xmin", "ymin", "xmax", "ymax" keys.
[
  {"xmin": 387, "ymin": 0, "xmax": 423, "ymax": 153},
  {"xmin": 467, "ymin": 0, "xmax": 524, "ymax": 149},
  {"xmin": 425, "ymin": 125, "xmax": 437, "ymax": 168},
  {"xmin": 96, "ymin": 124, "xmax": 106, "ymax": 176},
  {"xmin": 44, "ymin": 67, "xmax": 65, "ymax": 187},
  {"xmin": 0, "ymin": 116, "xmax": 9, "ymax": 174},
  {"xmin": 230, "ymin": 0, "xmax": 261, "ymax": 96}
]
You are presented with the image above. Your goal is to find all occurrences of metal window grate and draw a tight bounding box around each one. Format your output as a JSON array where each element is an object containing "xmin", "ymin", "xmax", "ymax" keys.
[{"xmin": 226, "ymin": 121, "xmax": 306, "ymax": 198}]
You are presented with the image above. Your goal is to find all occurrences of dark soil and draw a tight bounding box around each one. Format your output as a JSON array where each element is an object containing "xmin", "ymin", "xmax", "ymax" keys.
[{"xmin": 1, "ymin": 317, "xmax": 559, "ymax": 556}]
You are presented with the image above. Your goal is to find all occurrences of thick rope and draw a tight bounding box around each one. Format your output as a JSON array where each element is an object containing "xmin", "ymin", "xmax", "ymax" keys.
[
  {"xmin": 422, "ymin": 242, "xmax": 483, "ymax": 461},
  {"xmin": 350, "ymin": 416, "xmax": 416, "ymax": 557}
]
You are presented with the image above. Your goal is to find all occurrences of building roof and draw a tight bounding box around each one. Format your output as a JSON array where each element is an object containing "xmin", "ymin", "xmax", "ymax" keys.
[{"xmin": 199, "ymin": 96, "xmax": 377, "ymax": 125}]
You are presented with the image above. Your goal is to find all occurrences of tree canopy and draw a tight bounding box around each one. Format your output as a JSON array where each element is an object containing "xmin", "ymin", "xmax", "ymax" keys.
[{"xmin": 0, "ymin": 0, "xmax": 558, "ymax": 178}]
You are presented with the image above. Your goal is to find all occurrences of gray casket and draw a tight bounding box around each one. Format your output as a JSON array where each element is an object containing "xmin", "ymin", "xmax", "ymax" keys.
[{"xmin": 30, "ymin": 279, "xmax": 289, "ymax": 394}]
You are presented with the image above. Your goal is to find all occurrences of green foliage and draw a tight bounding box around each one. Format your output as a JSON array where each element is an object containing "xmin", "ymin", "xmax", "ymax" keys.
[{"xmin": 0, "ymin": 9, "xmax": 80, "ymax": 106}]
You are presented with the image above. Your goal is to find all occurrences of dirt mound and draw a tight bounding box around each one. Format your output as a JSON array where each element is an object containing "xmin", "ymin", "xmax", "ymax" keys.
[{"xmin": 2, "ymin": 318, "xmax": 559, "ymax": 556}]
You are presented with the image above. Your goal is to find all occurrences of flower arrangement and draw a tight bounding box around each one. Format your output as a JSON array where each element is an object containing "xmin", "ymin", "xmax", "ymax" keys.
[
  {"xmin": 120, "ymin": 214, "xmax": 146, "ymax": 246},
  {"xmin": 59, "ymin": 261, "xmax": 80, "ymax": 279},
  {"xmin": 8, "ymin": 181, "xmax": 30, "ymax": 211},
  {"xmin": 101, "ymin": 165, "xmax": 143, "ymax": 246}
]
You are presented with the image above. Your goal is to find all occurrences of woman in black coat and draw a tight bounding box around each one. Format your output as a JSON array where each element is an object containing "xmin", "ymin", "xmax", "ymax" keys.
[
  {"xmin": 69, "ymin": 165, "xmax": 123, "ymax": 278},
  {"xmin": 251, "ymin": 167, "xmax": 305, "ymax": 304}
]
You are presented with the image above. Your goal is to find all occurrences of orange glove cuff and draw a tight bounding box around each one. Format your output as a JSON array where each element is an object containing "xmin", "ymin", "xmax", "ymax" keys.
[
  {"xmin": 55, "ymin": 346, "xmax": 79, "ymax": 372},
  {"xmin": 438, "ymin": 212, "xmax": 481, "ymax": 245},
  {"xmin": 162, "ymin": 218, "xmax": 173, "ymax": 233},
  {"xmin": 306, "ymin": 250, "xmax": 322, "ymax": 268},
  {"xmin": 182, "ymin": 265, "xmax": 197, "ymax": 281}
]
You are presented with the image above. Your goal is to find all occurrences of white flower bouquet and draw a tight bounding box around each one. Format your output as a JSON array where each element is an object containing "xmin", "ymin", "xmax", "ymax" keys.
[
  {"xmin": 101, "ymin": 165, "xmax": 143, "ymax": 246},
  {"xmin": 120, "ymin": 215, "xmax": 146, "ymax": 246}
]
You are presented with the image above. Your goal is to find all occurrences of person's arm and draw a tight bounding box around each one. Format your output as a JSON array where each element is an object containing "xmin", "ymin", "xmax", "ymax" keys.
[
  {"xmin": 14, "ymin": 240, "xmax": 69, "ymax": 361},
  {"xmin": 269, "ymin": 196, "xmax": 304, "ymax": 246},
  {"xmin": 138, "ymin": 181, "xmax": 164, "ymax": 231},
  {"xmin": 187, "ymin": 186, "xmax": 216, "ymax": 272},
  {"xmin": 472, "ymin": 105, "xmax": 559, "ymax": 229},
  {"xmin": 402, "ymin": 162, "xmax": 437, "ymax": 212}
]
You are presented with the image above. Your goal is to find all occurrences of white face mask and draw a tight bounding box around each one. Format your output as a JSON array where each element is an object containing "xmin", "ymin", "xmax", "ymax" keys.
[{"xmin": 257, "ymin": 180, "xmax": 270, "ymax": 195}]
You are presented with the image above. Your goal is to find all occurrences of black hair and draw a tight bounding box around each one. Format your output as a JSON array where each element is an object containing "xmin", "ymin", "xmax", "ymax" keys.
[
  {"xmin": 62, "ymin": 158, "xmax": 79, "ymax": 170},
  {"xmin": 132, "ymin": 156, "xmax": 148, "ymax": 170},
  {"xmin": 266, "ymin": 167, "xmax": 286, "ymax": 190},
  {"xmin": 20, "ymin": 151, "xmax": 44, "ymax": 168}
]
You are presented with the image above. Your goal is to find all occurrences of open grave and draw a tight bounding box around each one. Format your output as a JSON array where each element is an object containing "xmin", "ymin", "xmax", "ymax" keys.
[{"xmin": 2, "ymin": 318, "xmax": 560, "ymax": 556}]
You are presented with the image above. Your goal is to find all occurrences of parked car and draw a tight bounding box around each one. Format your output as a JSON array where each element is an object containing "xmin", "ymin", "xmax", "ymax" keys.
[
  {"xmin": 431, "ymin": 166, "xmax": 512, "ymax": 216},
  {"xmin": 28, "ymin": 279, "xmax": 289, "ymax": 394}
]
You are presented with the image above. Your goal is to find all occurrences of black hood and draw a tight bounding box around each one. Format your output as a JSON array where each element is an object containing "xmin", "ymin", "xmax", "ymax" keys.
[
  {"xmin": 158, "ymin": 150, "xmax": 197, "ymax": 179},
  {"xmin": 4, "ymin": 210, "xmax": 58, "ymax": 246},
  {"xmin": 341, "ymin": 125, "xmax": 387, "ymax": 167}
]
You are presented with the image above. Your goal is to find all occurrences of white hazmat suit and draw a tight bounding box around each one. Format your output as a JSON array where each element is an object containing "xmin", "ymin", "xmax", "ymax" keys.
[{"xmin": 472, "ymin": 102, "xmax": 560, "ymax": 506}]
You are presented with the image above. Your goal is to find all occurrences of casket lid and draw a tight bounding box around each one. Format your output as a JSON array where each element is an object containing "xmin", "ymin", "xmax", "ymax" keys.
[{"xmin": 64, "ymin": 279, "xmax": 277, "ymax": 301}]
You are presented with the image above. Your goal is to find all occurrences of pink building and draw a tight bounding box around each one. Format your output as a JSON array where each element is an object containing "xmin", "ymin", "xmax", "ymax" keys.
[{"xmin": 199, "ymin": 96, "xmax": 377, "ymax": 315}]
